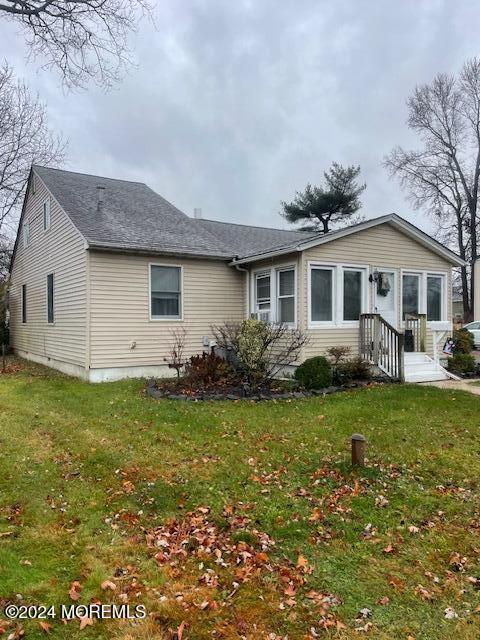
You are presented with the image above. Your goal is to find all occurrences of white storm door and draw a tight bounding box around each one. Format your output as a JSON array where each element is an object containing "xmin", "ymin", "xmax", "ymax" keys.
[{"xmin": 374, "ymin": 270, "xmax": 397, "ymax": 327}]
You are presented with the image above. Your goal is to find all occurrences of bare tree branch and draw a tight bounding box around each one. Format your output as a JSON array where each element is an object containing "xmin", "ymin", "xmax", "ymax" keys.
[
  {"xmin": 385, "ymin": 58, "xmax": 480, "ymax": 321},
  {"xmin": 0, "ymin": 0, "xmax": 152, "ymax": 88},
  {"xmin": 0, "ymin": 62, "xmax": 66, "ymax": 238}
]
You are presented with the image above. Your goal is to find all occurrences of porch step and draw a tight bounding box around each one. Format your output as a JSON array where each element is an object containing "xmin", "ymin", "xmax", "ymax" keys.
[
  {"xmin": 404, "ymin": 352, "xmax": 449, "ymax": 383},
  {"xmin": 405, "ymin": 371, "xmax": 449, "ymax": 383},
  {"xmin": 404, "ymin": 352, "xmax": 430, "ymax": 364}
]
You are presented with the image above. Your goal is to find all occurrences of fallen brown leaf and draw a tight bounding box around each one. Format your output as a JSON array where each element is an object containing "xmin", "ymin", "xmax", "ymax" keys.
[
  {"xmin": 100, "ymin": 580, "xmax": 117, "ymax": 591},
  {"xmin": 69, "ymin": 580, "xmax": 82, "ymax": 601},
  {"xmin": 79, "ymin": 617, "xmax": 93, "ymax": 630}
]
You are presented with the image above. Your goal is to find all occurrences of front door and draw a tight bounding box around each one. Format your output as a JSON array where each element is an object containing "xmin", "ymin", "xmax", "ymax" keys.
[{"xmin": 373, "ymin": 270, "xmax": 397, "ymax": 327}]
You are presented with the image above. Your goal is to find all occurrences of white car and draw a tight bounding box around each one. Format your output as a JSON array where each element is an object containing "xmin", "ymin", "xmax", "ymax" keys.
[{"xmin": 463, "ymin": 321, "xmax": 480, "ymax": 348}]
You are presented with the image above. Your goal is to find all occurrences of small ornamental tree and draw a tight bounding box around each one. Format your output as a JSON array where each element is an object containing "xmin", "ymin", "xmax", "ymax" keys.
[
  {"xmin": 164, "ymin": 328, "xmax": 188, "ymax": 379},
  {"xmin": 212, "ymin": 319, "xmax": 309, "ymax": 388}
]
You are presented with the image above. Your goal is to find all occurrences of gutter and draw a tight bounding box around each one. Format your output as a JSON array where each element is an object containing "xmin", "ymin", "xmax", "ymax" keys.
[
  {"xmin": 86, "ymin": 241, "xmax": 235, "ymax": 262},
  {"xmin": 230, "ymin": 242, "xmax": 302, "ymax": 266}
]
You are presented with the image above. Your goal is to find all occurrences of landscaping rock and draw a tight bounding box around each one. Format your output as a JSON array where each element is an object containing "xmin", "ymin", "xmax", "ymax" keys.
[{"xmin": 146, "ymin": 379, "xmax": 376, "ymax": 402}]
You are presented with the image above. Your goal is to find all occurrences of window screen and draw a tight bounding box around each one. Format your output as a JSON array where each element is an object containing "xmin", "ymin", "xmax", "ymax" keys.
[{"xmin": 150, "ymin": 265, "xmax": 181, "ymax": 318}]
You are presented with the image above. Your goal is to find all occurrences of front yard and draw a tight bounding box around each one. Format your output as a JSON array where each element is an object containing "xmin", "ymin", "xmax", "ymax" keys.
[{"xmin": 0, "ymin": 358, "xmax": 479, "ymax": 639}]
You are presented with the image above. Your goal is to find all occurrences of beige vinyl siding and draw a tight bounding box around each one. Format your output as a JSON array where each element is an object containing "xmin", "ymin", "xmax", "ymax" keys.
[
  {"xmin": 300, "ymin": 223, "xmax": 452, "ymax": 359},
  {"xmin": 9, "ymin": 176, "xmax": 88, "ymax": 367},
  {"xmin": 88, "ymin": 252, "xmax": 245, "ymax": 368}
]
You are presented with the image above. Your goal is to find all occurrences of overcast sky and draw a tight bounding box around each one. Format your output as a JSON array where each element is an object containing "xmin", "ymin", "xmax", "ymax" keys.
[{"xmin": 2, "ymin": 0, "xmax": 480, "ymax": 231}]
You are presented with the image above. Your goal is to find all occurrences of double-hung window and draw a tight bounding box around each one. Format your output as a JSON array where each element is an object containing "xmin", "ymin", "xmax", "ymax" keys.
[
  {"xmin": 43, "ymin": 199, "xmax": 51, "ymax": 231},
  {"xmin": 310, "ymin": 266, "xmax": 334, "ymax": 322},
  {"xmin": 150, "ymin": 265, "xmax": 182, "ymax": 319},
  {"xmin": 402, "ymin": 273, "xmax": 420, "ymax": 319},
  {"xmin": 47, "ymin": 274, "xmax": 54, "ymax": 324},
  {"xmin": 23, "ymin": 222, "xmax": 30, "ymax": 248},
  {"xmin": 255, "ymin": 273, "xmax": 271, "ymax": 317},
  {"xmin": 277, "ymin": 268, "xmax": 295, "ymax": 324}
]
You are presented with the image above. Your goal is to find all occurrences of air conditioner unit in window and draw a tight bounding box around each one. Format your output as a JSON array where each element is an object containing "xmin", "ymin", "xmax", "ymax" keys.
[{"xmin": 251, "ymin": 311, "xmax": 270, "ymax": 323}]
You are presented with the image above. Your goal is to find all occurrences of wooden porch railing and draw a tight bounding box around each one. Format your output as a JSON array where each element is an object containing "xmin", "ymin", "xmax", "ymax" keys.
[
  {"xmin": 404, "ymin": 313, "xmax": 427, "ymax": 352},
  {"xmin": 360, "ymin": 313, "xmax": 405, "ymax": 381}
]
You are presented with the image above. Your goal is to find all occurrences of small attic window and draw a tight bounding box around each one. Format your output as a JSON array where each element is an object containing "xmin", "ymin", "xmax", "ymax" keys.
[{"xmin": 43, "ymin": 198, "xmax": 51, "ymax": 231}]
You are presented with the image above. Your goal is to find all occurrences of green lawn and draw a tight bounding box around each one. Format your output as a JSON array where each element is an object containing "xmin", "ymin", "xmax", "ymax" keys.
[{"xmin": 0, "ymin": 358, "xmax": 479, "ymax": 639}]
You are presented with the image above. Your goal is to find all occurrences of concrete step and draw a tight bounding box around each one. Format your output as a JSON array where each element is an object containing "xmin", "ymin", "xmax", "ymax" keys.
[
  {"xmin": 404, "ymin": 352, "xmax": 430, "ymax": 364},
  {"xmin": 405, "ymin": 371, "xmax": 449, "ymax": 383},
  {"xmin": 405, "ymin": 363, "xmax": 443, "ymax": 374}
]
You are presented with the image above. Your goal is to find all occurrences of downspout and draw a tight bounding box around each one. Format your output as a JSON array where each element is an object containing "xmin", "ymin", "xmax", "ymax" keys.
[{"xmin": 234, "ymin": 261, "xmax": 249, "ymax": 319}]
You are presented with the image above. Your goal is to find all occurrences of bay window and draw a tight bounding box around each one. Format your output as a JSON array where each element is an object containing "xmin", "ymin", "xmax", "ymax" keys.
[
  {"xmin": 310, "ymin": 267, "xmax": 333, "ymax": 322},
  {"xmin": 150, "ymin": 265, "xmax": 182, "ymax": 319},
  {"xmin": 277, "ymin": 268, "xmax": 295, "ymax": 324}
]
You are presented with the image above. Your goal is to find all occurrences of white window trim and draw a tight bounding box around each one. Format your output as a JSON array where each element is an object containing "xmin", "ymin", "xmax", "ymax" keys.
[
  {"xmin": 308, "ymin": 263, "xmax": 337, "ymax": 327},
  {"xmin": 308, "ymin": 261, "xmax": 369, "ymax": 328},
  {"xmin": 46, "ymin": 273, "xmax": 55, "ymax": 325},
  {"xmin": 400, "ymin": 269, "xmax": 449, "ymax": 328},
  {"xmin": 253, "ymin": 270, "xmax": 272, "ymax": 316},
  {"xmin": 21, "ymin": 283, "xmax": 27, "ymax": 324},
  {"xmin": 23, "ymin": 222, "xmax": 30, "ymax": 249},
  {"xmin": 43, "ymin": 198, "xmax": 51, "ymax": 232},
  {"xmin": 339, "ymin": 264, "xmax": 369, "ymax": 327},
  {"xmin": 276, "ymin": 266, "xmax": 297, "ymax": 327},
  {"xmin": 149, "ymin": 263, "xmax": 184, "ymax": 321},
  {"xmin": 250, "ymin": 263, "xmax": 297, "ymax": 327}
]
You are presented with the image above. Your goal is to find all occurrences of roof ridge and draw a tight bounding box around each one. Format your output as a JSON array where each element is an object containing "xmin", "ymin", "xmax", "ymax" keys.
[
  {"xmin": 199, "ymin": 217, "xmax": 314, "ymax": 234},
  {"xmin": 33, "ymin": 165, "xmax": 147, "ymax": 186}
]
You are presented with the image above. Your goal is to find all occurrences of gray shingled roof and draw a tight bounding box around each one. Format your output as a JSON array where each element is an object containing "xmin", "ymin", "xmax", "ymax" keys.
[
  {"xmin": 197, "ymin": 219, "xmax": 317, "ymax": 258},
  {"xmin": 33, "ymin": 166, "xmax": 233, "ymax": 259},
  {"xmin": 31, "ymin": 166, "xmax": 464, "ymax": 267},
  {"xmin": 33, "ymin": 165, "xmax": 318, "ymax": 260}
]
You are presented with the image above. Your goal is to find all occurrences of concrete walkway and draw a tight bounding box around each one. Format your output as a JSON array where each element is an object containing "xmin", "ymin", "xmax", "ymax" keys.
[{"xmin": 421, "ymin": 378, "xmax": 480, "ymax": 395}]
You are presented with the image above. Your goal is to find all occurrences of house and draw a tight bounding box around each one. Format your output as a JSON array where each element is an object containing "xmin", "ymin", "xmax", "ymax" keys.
[{"xmin": 8, "ymin": 166, "xmax": 466, "ymax": 383}]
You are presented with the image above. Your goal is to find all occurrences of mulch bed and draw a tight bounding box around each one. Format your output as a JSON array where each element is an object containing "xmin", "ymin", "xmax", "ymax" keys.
[{"xmin": 145, "ymin": 379, "xmax": 388, "ymax": 402}]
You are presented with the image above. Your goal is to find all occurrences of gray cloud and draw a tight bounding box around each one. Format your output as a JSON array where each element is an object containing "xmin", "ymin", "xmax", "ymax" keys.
[{"xmin": 1, "ymin": 0, "xmax": 480, "ymax": 231}]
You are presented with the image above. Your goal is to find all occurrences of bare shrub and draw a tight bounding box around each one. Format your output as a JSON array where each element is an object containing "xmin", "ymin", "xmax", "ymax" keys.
[
  {"xmin": 163, "ymin": 328, "xmax": 187, "ymax": 379},
  {"xmin": 212, "ymin": 318, "xmax": 309, "ymax": 387}
]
